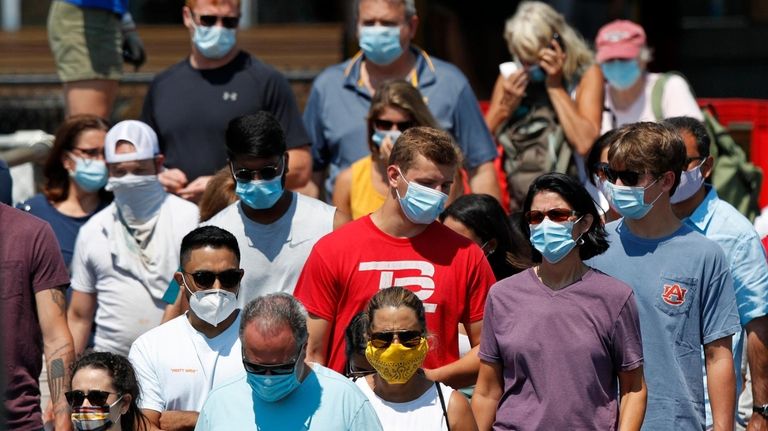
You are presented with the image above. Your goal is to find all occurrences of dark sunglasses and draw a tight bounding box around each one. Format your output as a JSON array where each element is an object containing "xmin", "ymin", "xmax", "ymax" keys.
[
  {"xmin": 597, "ymin": 163, "xmax": 644, "ymax": 186},
  {"xmin": 65, "ymin": 390, "xmax": 116, "ymax": 408},
  {"xmin": 183, "ymin": 269, "xmax": 242, "ymax": 289},
  {"xmin": 192, "ymin": 12, "xmax": 240, "ymax": 29},
  {"xmin": 369, "ymin": 330, "xmax": 423, "ymax": 349},
  {"xmin": 230, "ymin": 160, "xmax": 284, "ymax": 183},
  {"xmin": 242, "ymin": 344, "xmax": 303, "ymax": 375},
  {"xmin": 525, "ymin": 208, "xmax": 578, "ymax": 225},
  {"xmin": 373, "ymin": 119, "xmax": 414, "ymax": 131}
]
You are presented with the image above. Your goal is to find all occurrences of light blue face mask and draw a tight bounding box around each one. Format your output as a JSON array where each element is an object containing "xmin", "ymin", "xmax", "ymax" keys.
[
  {"xmin": 603, "ymin": 178, "xmax": 663, "ymax": 220},
  {"xmin": 193, "ymin": 24, "xmax": 236, "ymax": 59},
  {"xmin": 245, "ymin": 360, "xmax": 302, "ymax": 402},
  {"xmin": 600, "ymin": 59, "xmax": 641, "ymax": 90},
  {"xmin": 529, "ymin": 217, "xmax": 583, "ymax": 263},
  {"xmin": 371, "ymin": 130, "xmax": 402, "ymax": 147},
  {"xmin": 70, "ymin": 157, "xmax": 108, "ymax": 192},
  {"xmin": 235, "ymin": 175, "xmax": 284, "ymax": 210},
  {"xmin": 395, "ymin": 168, "xmax": 448, "ymax": 224},
  {"xmin": 359, "ymin": 25, "xmax": 403, "ymax": 66}
]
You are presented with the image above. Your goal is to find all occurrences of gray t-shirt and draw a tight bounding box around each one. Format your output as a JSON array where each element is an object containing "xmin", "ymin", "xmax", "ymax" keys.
[
  {"xmin": 589, "ymin": 220, "xmax": 741, "ymax": 431},
  {"xmin": 479, "ymin": 268, "xmax": 643, "ymax": 430}
]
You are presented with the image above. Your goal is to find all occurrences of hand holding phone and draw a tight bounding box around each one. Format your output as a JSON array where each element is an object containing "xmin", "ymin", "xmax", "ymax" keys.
[{"xmin": 550, "ymin": 32, "xmax": 566, "ymax": 53}]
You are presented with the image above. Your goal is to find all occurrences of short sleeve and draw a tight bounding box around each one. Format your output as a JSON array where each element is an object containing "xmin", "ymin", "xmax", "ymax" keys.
[
  {"xmin": 31, "ymin": 221, "xmax": 70, "ymax": 293},
  {"xmin": 194, "ymin": 403, "xmax": 210, "ymax": 431},
  {"xmin": 462, "ymin": 248, "xmax": 496, "ymax": 325},
  {"xmin": 128, "ymin": 338, "xmax": 165, "ymax": 412},
  {"xmin": 348, "ymin": 400, "xmax": 383, "ymax": 431},
  {"xmin": 661, "ymin": 75, "xmax": 703, "ymax": 121},
  {"xmin": 70, "ymin": 229, "xmax": 96, "ymax": 293},
  {"xmin": 478, "ymin": 289, "xmax": 501, "ymax": 363},
  {"xmin": 701, "ymin": 253, "xmax": 741, "ymax": 345},
  {"xmin": 451, "ymin": 84, "xmax": 497, "ymax": 169},
  {"xmin": 303, "ymin": 84, "xmax": 330, "ymax": 171},
  {"xmin": 610, "ymin": 292, "xmax": 644, "ymax": 371},
  {"xmin": 263, "ymin": 71, "xmax": 310, "ymax": 150},
  {"xmin": 292, "ymin": 244, "xmax": 339, "ymax": 321},
  {"xmin": 728, "ymin": 232, "xmax": 768, "ymax": 326}
]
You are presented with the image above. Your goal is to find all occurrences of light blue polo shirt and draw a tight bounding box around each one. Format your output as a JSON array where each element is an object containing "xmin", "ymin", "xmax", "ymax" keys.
[
  {"xmin": 588, "ymin": 220, "xmax": 741, "ymax": 431},
  {"xmin": 195, "ymin": 363, "xmax": 383, "ymax": 431},
  {"xmin": 682, "ymin": 185, "xmax": 768, "ymax": 426},
  {"xmin": 303, "ymin": 47, "xmax": 497, "ymax": 195}
]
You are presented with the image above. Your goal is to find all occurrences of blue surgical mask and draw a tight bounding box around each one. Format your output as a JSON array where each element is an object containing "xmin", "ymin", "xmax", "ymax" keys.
[
  {"xmin": 527, "ymin": 64, "xmax": 546, "ymax": 83},
  {"xmin": 603, "ymin": 178, "xmax": 663, "ymax": 220},
  {"xmin": 246, "ymin": 364, "xmax": 302, "ymax": 402},
  {"xmin": 372, "ymin": 130, "xmax": 401, "ymax": 147},
  {"xmin": 359, "ymin": 25, "xmax": 403, "ymax": 66},
  {"xmin": 529, "ymin": 217, "xmax": 582, "ymax": 263},
  {"xmin": 193, "ymin": 24, "xmax": 236, "ymax": 59},
  {"xmin": 70, "ymin": 157, "xmax": 108, "ymax": 192},
  {"xmin": 235, "ymin": 175, "xmax": 284, "ymax": 210},
  {"xmin": 395, "ymin": 168, "xmax": 448, "ymax": 224},
  {"xmin": 600, "ymin": 59, "xmax": 641, "ymax": 90}
]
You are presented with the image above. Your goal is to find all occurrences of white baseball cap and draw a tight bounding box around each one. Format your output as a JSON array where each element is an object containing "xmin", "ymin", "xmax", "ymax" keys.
[{"xmin": 105, "ymin": 120, "xmax": 160, "ymax": 163}]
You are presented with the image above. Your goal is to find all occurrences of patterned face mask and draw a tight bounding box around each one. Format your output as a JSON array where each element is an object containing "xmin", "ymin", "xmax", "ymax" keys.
[{"xmin": 365, "ymin": 337, "xmax": 428, "ymax": 384}]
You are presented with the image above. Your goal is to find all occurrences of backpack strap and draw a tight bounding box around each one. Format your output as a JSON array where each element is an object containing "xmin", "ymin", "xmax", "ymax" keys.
[
  {"xmin": 650, "ymin": 73, "xmax": 671, "ymax": 121},
  {"xmin": 435, "ymin": 381, "xmax": 451, "ymax": 431}
]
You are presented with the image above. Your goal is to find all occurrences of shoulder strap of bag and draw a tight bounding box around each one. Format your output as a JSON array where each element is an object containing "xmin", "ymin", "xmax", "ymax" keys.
[
  {"xmin": 650, "ymin": 73, "xmax": 671, "ymax": 121},
  {"xmin": 435, "ymin": 381, "xmax": 451, "ymax": 431}
]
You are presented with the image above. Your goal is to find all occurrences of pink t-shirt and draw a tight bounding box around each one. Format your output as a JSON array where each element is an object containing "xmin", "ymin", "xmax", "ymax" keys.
[{"xmin": 294, "ymin": 215, "xmax": 496, "ymax": 373}]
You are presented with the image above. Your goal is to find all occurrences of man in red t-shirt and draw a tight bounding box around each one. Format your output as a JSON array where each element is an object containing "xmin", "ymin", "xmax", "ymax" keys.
[{"xmin": 294, "ymin": 127, "xmax": 496, "ymax": 388}]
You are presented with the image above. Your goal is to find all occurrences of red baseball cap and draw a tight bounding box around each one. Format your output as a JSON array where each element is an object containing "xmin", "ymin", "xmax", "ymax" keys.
[{"xmin": 595, "ymin": 20, "xmax": 646, "ymax": 63}]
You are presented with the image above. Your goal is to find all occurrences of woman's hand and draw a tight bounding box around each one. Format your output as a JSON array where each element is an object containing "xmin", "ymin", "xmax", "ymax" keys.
[
  {"xmin": 484, "ymin": 70, "xmax": 528, "ymax": 134},
  {"xmin": 539, "ymin": 38, "xmax": 566, "ymax": 88}
]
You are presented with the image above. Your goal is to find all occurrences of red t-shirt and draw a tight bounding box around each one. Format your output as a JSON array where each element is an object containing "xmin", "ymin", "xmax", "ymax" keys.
[
  {"xmin": 293, "ymin": 215, "xmax": 496, "ymax": 373},
  {"xmin": 0, "ymin": 204, "xmax": 70, "ymax": 431}
]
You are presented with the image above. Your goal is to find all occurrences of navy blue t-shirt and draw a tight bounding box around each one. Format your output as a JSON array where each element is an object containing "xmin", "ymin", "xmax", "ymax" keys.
[
  {"xmin": 18, "ymin": 194, "xmax": 107, "ymax": 268},
  {"xmin": 141, "ymin": 51, "xmax": 309, "ymax": 181}
]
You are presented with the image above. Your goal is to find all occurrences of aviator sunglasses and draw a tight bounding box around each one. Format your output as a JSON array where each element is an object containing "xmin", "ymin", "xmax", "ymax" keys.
[
  {"xmin": 525, "ymin": 208, "xmax": 578, "ymax": 225},
  {"xmin": 183, "ymin": 269, "xmax": 243, "ymax": 289},
  {"xmin": 191, "ymin": 12, "xmax": 240, "ymax": 29},
  {"xmin": 65, "ymin": 390, "xmax": 117, "ymax": 408},
  {"xmin": 369, "ymin": 330, "xmax": 423, "ymax": 349}
]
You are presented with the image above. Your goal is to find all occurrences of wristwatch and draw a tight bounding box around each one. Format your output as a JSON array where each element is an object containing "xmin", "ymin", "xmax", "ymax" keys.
[{"xmin": 754, "ymin": 404, "xmax": 768, "ymax": 419}]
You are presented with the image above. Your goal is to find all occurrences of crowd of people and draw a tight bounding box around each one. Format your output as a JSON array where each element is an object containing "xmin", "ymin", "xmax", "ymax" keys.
[{"xmin": 3, "ymin": 0, "xmax": 768, "ymax": 430}]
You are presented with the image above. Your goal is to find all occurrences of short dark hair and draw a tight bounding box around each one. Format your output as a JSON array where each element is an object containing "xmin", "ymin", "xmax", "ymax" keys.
[
  {"xmin": 179, "ymin": 226, "xmax": 240, "ymax": 267},
  {"xmin": 521, "ymin": 173, "xmax": 609, "ymax": 262},
  {"xmin": 344, "ymin": 311, "xmax": 369, "ymax": 373},
  {"xmin": 225, "ymin": 112, "xmax": 286, "ymax": 159},
  {"xmin": 388, "ymin": 126, "xmax": 460, "ymax": 172},
  {"xmin": 663, "ymin": 116, "xmax": 711, "ymax": 158},
  {"xmin": 440, "ymin": 194, "xmax": 519, "ymax": 280},
  {"xmin": 586, "ymin": 128, "xmax": 620, "ymax": 186}
]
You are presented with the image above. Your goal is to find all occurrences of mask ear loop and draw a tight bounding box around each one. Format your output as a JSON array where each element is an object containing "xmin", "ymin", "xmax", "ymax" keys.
[{"xmin": 572, "ymin": 215, "xmax": 587, "ymax": 245}]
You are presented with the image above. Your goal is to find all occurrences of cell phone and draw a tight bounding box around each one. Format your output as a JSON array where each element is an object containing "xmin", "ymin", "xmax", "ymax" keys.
[
  {"xmin": 499, "ymin": 61, "xmax": 519, "ymax": 79},
  {"xmin": 551, "ymin": 32, "xmax": 566, "ymax": 53}
]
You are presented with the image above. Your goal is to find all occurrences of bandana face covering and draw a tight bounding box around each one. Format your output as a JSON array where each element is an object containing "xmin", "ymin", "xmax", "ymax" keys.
[{"xmin": 365, "ymin": 337, "xmax": 428, "ymax": 384}]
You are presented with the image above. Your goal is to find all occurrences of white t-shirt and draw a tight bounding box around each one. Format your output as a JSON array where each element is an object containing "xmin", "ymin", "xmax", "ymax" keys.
[
  {"xmin": 354, "ymin": 377, "xmax": 454, "ymax": 431},
  {"xmin": 204, "ymin": 192, "xmax": 336, "ymax": 305},
  {"xmin": 128, "ymin": 313, "xmax": 244, "ymax": 413},
  {"xmin": 71, "ymin": 195, "xmax": 199, "ymax": 355},
  {"xmin": 601, "ymin": 72, "xmax": 704, "ymax": 134}
]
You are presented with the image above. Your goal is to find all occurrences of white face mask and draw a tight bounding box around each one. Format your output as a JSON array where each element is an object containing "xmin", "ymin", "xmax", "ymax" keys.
[
  {"xmin": 182, "ymin": 275, "xmax": 239, "ymax": 327},
  {"xmin": 670, "ymin": 162, "xmax": 705, "ymax": 204},
  {"xmin": 106, "ymin": 174, "xmax": 165, "ymax": 225}
]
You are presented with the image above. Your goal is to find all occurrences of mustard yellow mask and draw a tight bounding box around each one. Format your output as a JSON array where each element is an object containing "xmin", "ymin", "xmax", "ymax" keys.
[{"xmin": 365, "ymin": 337, "xmax": 429, "ymax": 384}]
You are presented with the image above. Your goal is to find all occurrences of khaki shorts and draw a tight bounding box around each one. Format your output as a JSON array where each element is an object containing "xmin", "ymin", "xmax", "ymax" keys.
[{"xmin": 47, "ymin": 0, "xmax": 122, "ymax": 82}]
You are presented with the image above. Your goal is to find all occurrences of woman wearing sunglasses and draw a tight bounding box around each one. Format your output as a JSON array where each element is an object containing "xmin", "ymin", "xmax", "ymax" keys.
[
  {"xmin": 333, "ymin": 79, "xmax": 456, "ymax": 219},
  {"xmin": 67, "ymin": 351, "xmax": 149, "ymax": 431},
  {"xmin": 356, "ymin": 286, "xmax": 478, "ymax": 431},
  {"xmin": 472, "ymin": 173, "xmax": 646, "ymax": 431}
]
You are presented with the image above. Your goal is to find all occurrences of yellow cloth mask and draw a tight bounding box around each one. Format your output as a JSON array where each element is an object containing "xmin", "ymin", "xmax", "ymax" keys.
[{"xmin": 365, "ymin": 337, "xmax": 429, "ymax": 384}]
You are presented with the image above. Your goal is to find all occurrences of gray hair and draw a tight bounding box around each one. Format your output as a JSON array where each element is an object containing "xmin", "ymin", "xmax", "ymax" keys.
[
  {"xmin": 239, "ymin": 293, "xmax": 308, "ymax": 347},
  {"xmin": 354, "ymin": 0, "xmax": 417, "ymax": 23}
]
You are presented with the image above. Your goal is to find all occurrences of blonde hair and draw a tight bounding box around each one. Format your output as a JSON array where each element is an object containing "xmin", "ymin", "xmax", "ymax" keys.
[
  {"xmin": 367, "ymin": 79, "xmax": 439, "ymax": 150},
  {"xmin": 504, "ymin": 1, "xmax": 594, "ymax": 83}
]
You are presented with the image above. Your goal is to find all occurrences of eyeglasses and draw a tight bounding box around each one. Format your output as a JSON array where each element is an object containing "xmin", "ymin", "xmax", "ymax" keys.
[
  {"xmin": 70, "ymin": 147, "xmax": 103, "ymax": 159},
  {"xmin": 65, "ymin": 390, "xmax": 116, "ymax": 408},
  {"xmin": 191, "ymin": 12, "xmax": 240, "ymax": 29},
  {"xmin": 230, "ymin": 159, "xmax": 284, "ymax": 183},
  {"xmin": 597, "ymin": 163, "xmax": 645, "ymax": 186},
  {"xmin": 182, "ymin": 269, "xmax": 243, "ymax": 289},
  {"xmin": 373, "ymin": 119, "xmax": 414, "ymax": 131},
  {"xmin": 369, "ymin": 330, "xmax": 423, "ymax": 349},
  {"xmin": 242, "ymin": 344, "xmax": 303, "ymax": 375},
  {"xmin": 525, "ymin": 208, "xmax": 578, "ymax": 225}
]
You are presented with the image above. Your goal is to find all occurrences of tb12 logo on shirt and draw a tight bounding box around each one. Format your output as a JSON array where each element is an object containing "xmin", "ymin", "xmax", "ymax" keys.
[{"xmin": 358, "ymin": 260, "xmax": 437, "ymax": 312}]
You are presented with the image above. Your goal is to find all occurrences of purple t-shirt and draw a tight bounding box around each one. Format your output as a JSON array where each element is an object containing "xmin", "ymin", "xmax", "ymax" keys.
[
  {"xmin": 479, "ymin": 268, "xmax": 643, "ymax": 431},
  {"xmin": 0, "ymin": 204, "xmax": 70, "ymax": 431}
]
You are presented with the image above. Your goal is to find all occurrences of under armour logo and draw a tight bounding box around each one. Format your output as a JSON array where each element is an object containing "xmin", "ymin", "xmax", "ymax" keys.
[
  {"xmin": 223, "ymin": 91, "xmax": 238, "ymax": 101},
  {"xmin": 661, "ymin": 283, "xmax": 688, "ymax": 306}
]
